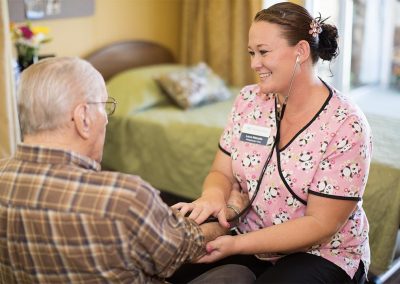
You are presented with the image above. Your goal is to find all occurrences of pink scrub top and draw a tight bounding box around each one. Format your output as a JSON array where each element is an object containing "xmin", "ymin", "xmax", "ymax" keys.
[{"xmin": 219, "ymin": 83, "xmax": 372, "ymax": 278}]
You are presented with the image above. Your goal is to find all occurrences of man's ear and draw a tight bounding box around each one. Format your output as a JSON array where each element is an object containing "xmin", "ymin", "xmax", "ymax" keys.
[
  {"xmin": 72, "ymin": 103, "xmax": 90, "ymax": 140},
  {"xmin": 295, "ymin": 40, "xmax": 311, "ymax": 63}
]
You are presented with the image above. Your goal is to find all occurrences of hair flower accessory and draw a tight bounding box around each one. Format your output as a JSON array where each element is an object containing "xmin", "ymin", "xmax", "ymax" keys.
[
  {"xmin": 309, "ymin": 14, "xmax": 330, "ymax": 38},
  {"xmin": 309, "ymin": 19, "xmax": 322, "ymax": 37}
]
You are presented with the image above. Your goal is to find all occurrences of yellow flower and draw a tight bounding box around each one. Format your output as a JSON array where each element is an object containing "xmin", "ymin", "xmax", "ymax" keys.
[
  {"xmin": 10, "ymin": 22, "xmax": 51, "ymax": 48},
  {"xmin": 32, "ymin": 26, "xmax": 50, "ymax": 35}
]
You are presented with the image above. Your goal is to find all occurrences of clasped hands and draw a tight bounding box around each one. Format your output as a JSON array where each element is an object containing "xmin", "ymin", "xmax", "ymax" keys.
[{"xmin": 172, "ymin": 183, "xmax": 249, "ymax": 263}]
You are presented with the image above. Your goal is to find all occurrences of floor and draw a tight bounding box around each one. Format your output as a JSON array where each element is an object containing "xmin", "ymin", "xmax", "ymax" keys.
[
  {"xmin": 369, "ymin": 266, "xmax": 400, "ymax": 284},
  {"xmin": 383, "ymin": 270, "xmax": 400, "ymax": 284}
]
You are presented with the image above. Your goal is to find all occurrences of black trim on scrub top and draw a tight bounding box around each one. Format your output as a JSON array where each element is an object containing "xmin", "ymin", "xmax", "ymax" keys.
[
  {"xmin": 274, "ymin": 96, "xmax": 307, "ymax": 205},
  {"xmin": 279, "ymin": 79, "xmax": 333, "ymax": 152},
  {"xmin": 276, "ymin": 150, "xmax": 307, "ymax": 205},
  {"xmin": 218, "ymin": 143, "xmax": 231, "ymax": 156},
  {"xmin": 308, "ymin": 190, "xmax": 362, "ymax": 201},
  {"xmin": 276, "ymin": 79, "xmax": 333, "ymax": 205}
]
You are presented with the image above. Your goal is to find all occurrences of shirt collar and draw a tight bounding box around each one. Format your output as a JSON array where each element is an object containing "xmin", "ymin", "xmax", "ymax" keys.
[{"xmin": 15, "ymin": 143, "xmax": 101, "ymax": 171}]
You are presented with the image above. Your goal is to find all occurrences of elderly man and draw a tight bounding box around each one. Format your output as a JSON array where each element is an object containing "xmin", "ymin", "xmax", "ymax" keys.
[{"xmin": 0, "ymin": 57, "xmax": 252, "ymax": 283}]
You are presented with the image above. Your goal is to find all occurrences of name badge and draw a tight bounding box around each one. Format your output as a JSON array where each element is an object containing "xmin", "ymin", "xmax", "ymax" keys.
[{"xmin": 240, "ymin": 124, "xmax": 271, "ymax": 145}]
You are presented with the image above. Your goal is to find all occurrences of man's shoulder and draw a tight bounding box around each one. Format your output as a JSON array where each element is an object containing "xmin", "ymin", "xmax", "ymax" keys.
[
  {"xmin": 65, "ymin": 170, "xmax": 161, "ymax": 222},
  {"xmin": 97, "ymin": 170, "xmax": 155, "ymax": 191},
  {"xmin": 85, "ymin": 170, "xmax": 159, "ymax": 204}
]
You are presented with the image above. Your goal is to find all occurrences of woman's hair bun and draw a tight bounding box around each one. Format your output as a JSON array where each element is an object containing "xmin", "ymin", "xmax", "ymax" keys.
[{"xmin": 318, "ymin": 23, "xmax": 339, "ymax": 61}]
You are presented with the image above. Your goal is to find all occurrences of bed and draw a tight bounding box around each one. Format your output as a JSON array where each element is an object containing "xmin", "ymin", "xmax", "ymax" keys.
[
  {"xmin": 85, "ymin": 40, "xmax": 400, "ymax": 279},
  {"xmin": 85, "ymin": 40, "xmax": 237, "ymax": 200}
]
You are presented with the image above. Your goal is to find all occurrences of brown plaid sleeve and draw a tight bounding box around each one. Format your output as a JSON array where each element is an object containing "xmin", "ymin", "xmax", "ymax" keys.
[{"xmin": 123, "ymin": 181, "xmax": 205, "ymax": 278}]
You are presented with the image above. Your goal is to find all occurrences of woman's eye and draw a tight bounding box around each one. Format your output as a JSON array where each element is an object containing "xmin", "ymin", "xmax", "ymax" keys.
[
  {"xmin": 260, "ymin": 50, "xmax": 268, "ymax": 56},
  {"xmin": 248, "ymin": 51, "xmax": 255, "ymax": 56}
]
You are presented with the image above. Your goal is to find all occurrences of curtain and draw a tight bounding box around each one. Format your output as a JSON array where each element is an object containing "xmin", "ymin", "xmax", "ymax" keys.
[
  {"xmin": 180, "ymin": 0, "xmax": 262, "ymax": 87},
  {"xmin": 0, "ymin": 0, "xmax": 20, "ymax": 158}
]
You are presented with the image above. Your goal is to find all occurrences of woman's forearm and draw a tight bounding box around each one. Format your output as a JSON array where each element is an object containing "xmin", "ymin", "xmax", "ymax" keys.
[
  {"xmin": 234, "ymin": 216, "xmax": 336, "ymax": 255},
  {"xmin": 202, "ymin": 170, "xmax": 233, "ymax": 202}
]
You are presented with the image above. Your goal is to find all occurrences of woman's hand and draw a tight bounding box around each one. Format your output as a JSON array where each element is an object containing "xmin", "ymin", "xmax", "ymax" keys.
[
  {"xmin": 172, "ymin": 190, "xmax": 228, "ymax": 227},
  {"xmin": 174, "ymin": 152, "xmax": 236, "ymax": 226},
  {"xmin": 172, "ymin": 182, "xmax": 249, "ymax": 227},
  {"xmin": 195, "ymin": 235, "xmax": 237, "ymax": 263}
]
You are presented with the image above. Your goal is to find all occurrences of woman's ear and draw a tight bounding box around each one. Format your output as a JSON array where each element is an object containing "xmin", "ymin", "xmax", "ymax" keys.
[
  {"xmin": 72, "ymin": 103, "xmax": 90, "ymax": 140},
  {"xmin": 295, "ymin": 40, "xmax": 311, "ymax": 63}
]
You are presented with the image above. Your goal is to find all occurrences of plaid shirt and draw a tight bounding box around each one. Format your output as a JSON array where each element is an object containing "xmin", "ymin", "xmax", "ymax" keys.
[{"xmin": 0, "ymin": 144, "xmax": 204, "ymax": 283}]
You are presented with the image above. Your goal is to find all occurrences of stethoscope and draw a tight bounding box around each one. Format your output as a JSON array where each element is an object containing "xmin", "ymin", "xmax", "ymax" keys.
[
  {"xmin": 202, "ymin": 99, "xmax": 285, "ymax": 225},
  {"xmin": 225, "ymin": 100, "xmax": 284, "ymax": 224},
  {"xmin": 224, "ymin": 56, "xmax": 299, "ymax": 224},
  {"xmin": 204, "ymin": 55, "xmax": 298, "ymax": 225}
]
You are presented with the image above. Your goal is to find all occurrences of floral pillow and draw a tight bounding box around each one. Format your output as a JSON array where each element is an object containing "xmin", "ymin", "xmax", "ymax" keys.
[{"xmin": 155, "ymin": 62, "xmax": 232, "ymax": 109}]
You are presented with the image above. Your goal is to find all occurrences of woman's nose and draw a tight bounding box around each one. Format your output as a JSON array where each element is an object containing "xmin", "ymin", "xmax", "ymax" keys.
[{"xmin": 250, "ymin": 55, "xmax": 262, "ymax": 71}]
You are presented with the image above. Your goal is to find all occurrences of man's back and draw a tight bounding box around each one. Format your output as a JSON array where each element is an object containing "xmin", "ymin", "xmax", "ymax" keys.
[{"xmin": 0, "ymin": 144, "xmax": 204, "ymax": 283}]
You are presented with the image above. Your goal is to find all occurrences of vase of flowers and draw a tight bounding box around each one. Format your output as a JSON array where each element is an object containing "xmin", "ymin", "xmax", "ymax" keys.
[{"xmin": 11, "ymin": 22, "xmax": 51, "ymax": 72}]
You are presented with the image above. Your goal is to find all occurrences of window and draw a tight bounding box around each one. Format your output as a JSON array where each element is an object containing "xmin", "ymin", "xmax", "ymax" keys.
[
  {"xmin": 392, "ymin": 1, "xmax": 400, "ymax": 89},
  {"xmin": 263, "ymin": 0, "xmax": 400, "ymax": 94},
  {"xmin": 307, "ymin": 0, "xmax": 400, "ymax": 93}
]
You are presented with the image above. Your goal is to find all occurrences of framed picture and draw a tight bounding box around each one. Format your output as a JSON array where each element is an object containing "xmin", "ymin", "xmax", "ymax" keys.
[
  {"xmin": 25, "ymin": 0, "xmax": 45, "ymax": 20},
  {"xmin": 8, "ymin": 0, "xmax": 94, "ymax": 22}
]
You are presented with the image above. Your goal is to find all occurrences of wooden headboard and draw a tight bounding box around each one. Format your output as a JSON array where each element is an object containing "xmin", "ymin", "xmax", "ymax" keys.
[{"xmin": 85, "ymin": 40, "xmax": 175, "ymax": 81}]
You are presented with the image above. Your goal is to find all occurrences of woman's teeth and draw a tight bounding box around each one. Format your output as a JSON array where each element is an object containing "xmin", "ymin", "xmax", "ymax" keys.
[{"xmin": 259, "ymin": 72, "xmax": 271, "ymax": 79}]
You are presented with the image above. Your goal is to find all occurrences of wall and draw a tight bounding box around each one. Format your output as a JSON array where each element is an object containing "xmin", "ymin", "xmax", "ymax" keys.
[{"xmin": 16, "ymin": 0, "xmax": 182, "ymax": 58}]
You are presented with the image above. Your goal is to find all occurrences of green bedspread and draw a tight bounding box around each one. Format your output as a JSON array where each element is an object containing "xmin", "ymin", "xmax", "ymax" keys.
[
  {"xmin": 361, "ymin": 113, "xmax": 400, "ymax": 275},
  {"xmin": 363, "ymin": 163, "xmax": 400, "ymax": 274},
  {"xmin": 102, "ymin": 97, "xmax": 235, "ymax": 200}
]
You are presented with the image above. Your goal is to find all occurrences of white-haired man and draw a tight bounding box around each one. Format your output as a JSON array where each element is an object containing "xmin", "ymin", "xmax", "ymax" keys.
[{"xmin": 0, "ymin": 57, "xmax": 253, "ymax": 283}]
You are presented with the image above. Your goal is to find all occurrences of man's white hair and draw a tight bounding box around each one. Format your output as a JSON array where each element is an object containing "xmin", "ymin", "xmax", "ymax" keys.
[{"xmin": 18, "ymin": 57, "xmax": 104, "ymax": 135}]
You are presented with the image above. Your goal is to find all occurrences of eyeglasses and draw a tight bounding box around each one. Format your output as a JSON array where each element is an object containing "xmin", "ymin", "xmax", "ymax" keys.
[{"xmin": 87, "ymin": 97, "xmax": 117, "ymax": 116}]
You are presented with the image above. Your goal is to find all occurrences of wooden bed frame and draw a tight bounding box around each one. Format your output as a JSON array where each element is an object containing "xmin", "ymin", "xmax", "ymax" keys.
[{"xmin": 85, "ymin": 40, "xmax": 175, "ymax": 81}]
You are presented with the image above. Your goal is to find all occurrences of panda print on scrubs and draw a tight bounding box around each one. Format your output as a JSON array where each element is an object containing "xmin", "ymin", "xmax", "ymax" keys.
[
  {"xmin": 316, "ymin": 179, "xmax": 335, "ymax": 195},
  {"xmin": 246, "ymin": 178, "xmax": 258, "ymax": 194},
  {"xmin": 319, "ymin": 158, "xmax": 332, "ymax": 170},
  {"xmin": 298, "ymin": 132, "xmax": 315, "ymax": 147},
  {"xmin": 263, "ymin": 186, "xmax": 280, "ymax": 201},
  {"xmin": 351, "ymin": 121, "xmax": 362, "ymax": 134},
  {"xmin": 334, "ymin": 107, "xmax": 348, "ymax": 122},
  {"xmin": 340, "ymin": 162, "xmax": 361, "ymax": 179},
  {"xmin": 241, "ymin": 152, "xmax": 261, "ymax": 168},
  {"xmin": 247, "ymin": 105, "xmax": 262, "ymax": 120},
  {"xmin": 299, "ymin": 151, "xmax": 314, "ymax": 171},
  {"xmin": 336, "ymin": 137, "xmax": 351, "ymax": 153},
  {"xmin": 242, "ymin": 89, "xmax": 256, "ymax": 101},
  {"xmin": 272, "ymin": 211, "xmax": 290, "ymax": 225}
]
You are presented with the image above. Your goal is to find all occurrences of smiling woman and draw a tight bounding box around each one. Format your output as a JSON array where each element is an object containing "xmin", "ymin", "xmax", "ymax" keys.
[{"xmin": 169, "ymin": 2, "xmax": 372, "ymax": 283}]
